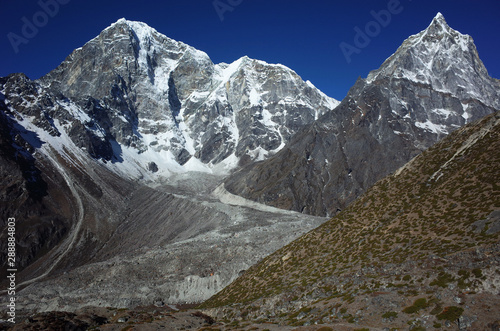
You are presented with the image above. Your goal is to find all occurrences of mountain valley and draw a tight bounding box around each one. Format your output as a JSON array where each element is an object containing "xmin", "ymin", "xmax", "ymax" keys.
[{"xmin": 0, "ymin": 12, "xmax": 499, "ymax": 331}]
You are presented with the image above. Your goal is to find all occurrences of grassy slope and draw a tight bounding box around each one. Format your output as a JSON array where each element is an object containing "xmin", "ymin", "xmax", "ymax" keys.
[{"xmin": 201, "ymin": 112, "xmax": 500, "ymax": 329}]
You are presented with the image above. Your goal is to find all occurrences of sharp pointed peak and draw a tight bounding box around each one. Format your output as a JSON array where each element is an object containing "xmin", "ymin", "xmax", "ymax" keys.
[
  {"xmin": 433, "ymin": 12, "xmax": 446, "ymax": 22},
  {"xmin": 425, "ymin": 12, "xmax": 452, "ymax": 33},
  {"xmin": 109, "ymin": 17, "xmax": 136, "ymax": 28},
  {"xmin": 111, "ymin": 17, "xmax": 147, "ymax": 26},
  {"xmin": 101, "ymin": 18, "xmax": 179, "ymax": 46},
  {"xmin": 106, "ymin": 18, "xmax": 157, "ymax": 35},
  {"xmin": 240, "ymin": 55, "xmax": 252, "ymax": 62},
  {"xmin": 115, "ymin": 17, "xmax": 128, "ymax": 24},
  {"xmin": 365, "ymin": 12, "xmax": 477, "ymax": 85}
]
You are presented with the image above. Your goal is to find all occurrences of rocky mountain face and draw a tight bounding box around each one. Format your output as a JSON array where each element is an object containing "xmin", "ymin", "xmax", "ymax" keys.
[
  {"xmin": 224, "ymin": 13, "xmax": 500, "ymax": 217},
  {"xmin": 202, "ymin": 111, "xmax": 500, "ymax": 330},
  {"xmin": 0, "ymin": 73, "xmax": 328, "ymax": 311},
  {"xmin": 0, "ymin": 72, "xmax": 140, "ymax": 281},
  {"xmin": 0, "ymin": 18, "xmax": 332, "ymax": 312},
  {"xmin": 39, "ymin": 18, "xmax": 338, "ymax": 178}
]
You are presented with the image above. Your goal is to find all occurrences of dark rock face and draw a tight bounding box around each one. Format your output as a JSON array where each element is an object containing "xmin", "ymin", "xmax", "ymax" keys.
[
  {"xmin": 224, "ymin": 14, "xmax": 500, "ymax": 216},
  {"xmin": 0, "ymin": 85, "xmax": 72, "ymax": 274},
  {"xmin": 147, "ymin": 161, "xmax": 159, "ymax": 173},
  {"xmin": 0, "ymin": 74, "xmax": 114, "ymax": 161}
]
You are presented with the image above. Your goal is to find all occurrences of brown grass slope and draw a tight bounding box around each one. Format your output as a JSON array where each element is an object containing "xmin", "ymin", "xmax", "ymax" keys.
[{"xmin": 201, "ymin": 112, "xmax": 500, "ymax": 330}]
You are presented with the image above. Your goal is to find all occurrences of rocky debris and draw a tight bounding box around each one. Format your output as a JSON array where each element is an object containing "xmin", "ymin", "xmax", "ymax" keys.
[
  {"xmin": 8, "ymin": 311, "xmax": 94, "ymax": 330},
  {"xmin": 473, "ymin": 210, "xmax": 500, "ymax": 235},
  {"xmin": 3, "ymin": 172, "xmax": 326, "ymax": 313},
  {"xmin": 1, "ymin": 306, "xmax": 219, "ymax": 331}
]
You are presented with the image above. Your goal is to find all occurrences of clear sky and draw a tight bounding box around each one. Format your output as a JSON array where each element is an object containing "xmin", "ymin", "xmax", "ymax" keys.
[{"xmin": 1, "ymin": 0, "xmax": 499, "ymax": 101}]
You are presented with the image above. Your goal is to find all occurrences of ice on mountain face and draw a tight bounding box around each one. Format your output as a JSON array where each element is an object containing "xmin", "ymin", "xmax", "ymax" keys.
[
  {"xmin": 432, "ymin": 108, "xmax": 452, "ymax": 119},
  {"xmin": 461, "ymin": 103, "xmax": 472, "ymax": 120},
  {"xmin": 306, "ymin": 80, "xmax": 315, "ymax": 89},
  {"xmin": 260, "ymin": 109, "xmax": 274, "ymax": 127},
  {"xmin": 249, "ymin": 88, "xmax": 261, "ymax": 106},
  {"xmin": 217, "ymin": 57, "xmax": 244, "ymax": 82},
  {"xmin": 415, "ymin": 120, "xmax": 448, "ymax": 135},
  {"xmin": 246, "ymin": 146, "xmax": 269, "ymax": 161},
  {"xmin": 12, "ymin": 109, "xmax": 95, "ymax": 171}
]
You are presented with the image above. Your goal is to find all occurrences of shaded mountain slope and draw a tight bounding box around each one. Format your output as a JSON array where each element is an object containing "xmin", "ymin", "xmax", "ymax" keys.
[
  {"xmin": 202, "ymin": 111, "xmax": 500, "ymax": 330},
  {"xmin": 224, "ymin": 13, "xmax": 499, "ymax": 217},
  {"xmin": 0, "ymin": 73, "xmax": 139, "ymax": 283}
]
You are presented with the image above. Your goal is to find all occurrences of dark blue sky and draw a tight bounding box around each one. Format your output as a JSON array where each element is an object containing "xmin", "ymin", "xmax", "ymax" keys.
[{"xmin": 1, "ymin": 0, "xmax": 499, "ymax": 100}]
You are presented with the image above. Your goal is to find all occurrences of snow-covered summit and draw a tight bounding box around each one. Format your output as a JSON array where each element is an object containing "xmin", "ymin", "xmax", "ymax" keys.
[
  {"xmin": 427, "ymin": 12, "xmax": 450, "ymax": 32},
  {"xmin": 31, "ymin": 19, "xmax": 340, "ymax": 180},
  {"xmin": 366, "ymin": 13, "xmax": 500, "ymax": 110},
  {"xmin": 412, "ymin": 12, "xmax": 472, "ymax": 52}
]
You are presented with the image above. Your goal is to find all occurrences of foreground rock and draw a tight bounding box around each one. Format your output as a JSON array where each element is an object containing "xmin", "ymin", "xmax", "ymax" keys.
[{"xmin": 1, "ymin": 305, "xmax": 216, "ymax": 331}]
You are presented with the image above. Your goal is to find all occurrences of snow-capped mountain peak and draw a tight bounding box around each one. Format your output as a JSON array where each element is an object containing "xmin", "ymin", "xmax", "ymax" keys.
[
  {"xmin": 366, "ymin": 13, "xmax": 500, "ymax": 110},
  {"xmin": 415, "ymin": 12, "xmax": 471, "ymax": 53},
  {"xmin": 222, "ymin": 13, "xmax": 499, "ymax": 217},
  {"xmin": 427, "ymin": 12, "xmax": 450, "ymax": 33},
  {"xmin": 8, "ymin": 19, "xmax": 339, "ymax": 181}
]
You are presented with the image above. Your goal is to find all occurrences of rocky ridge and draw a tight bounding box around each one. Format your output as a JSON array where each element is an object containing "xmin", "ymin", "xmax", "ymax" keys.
[
  {"xmin": 202, "ymin": 111, "xmax": 500, "ymax": 330},
  {"xmin": 224, "ymin": 13, "xmax": 500, "ymax": 217}
]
